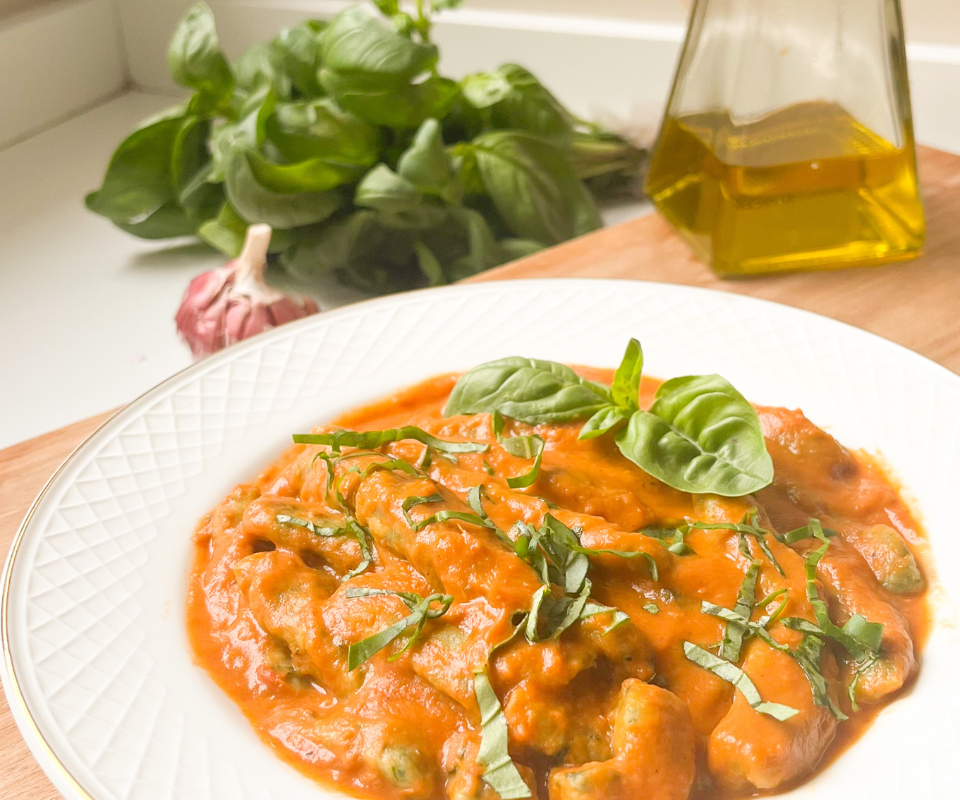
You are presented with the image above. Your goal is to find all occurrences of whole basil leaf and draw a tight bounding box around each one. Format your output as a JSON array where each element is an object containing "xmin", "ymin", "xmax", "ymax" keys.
[
  {"xmin": 266, "ymin": 99, "xmax": 381, "ymax": 166},
  {"xmin": 223, "ymin": 145, "xmax": 343, "ymax": 228},
  {"xmin": 85, "ymin": 109, "xmax": 191, "ymax": 234},
  {"xmin": 355, "ymin": 164, "xmax": 422, "ymax": 214},
  {"xmin": 233, "ymin": 41, "xmax": 278, "ymax": 95},
  {"xmin": 578, "ymin": 406, "xmax": 630, "ymax": 440},
  {"xmin": 281, "ymin": 210, "xmax": 419, "ymax": 292},
  {"xmin": 471, "ymin": 131, "xmax": 601, "ymax": 244},
  {"xmin": 116, "ymin": 202, "xmax": 195, "ymax": 239},
  {"xmin": 167, "ymin": 3, "xmax": 233, "ymax": 108},
  {"xmin": 614, "ymin": 374, "xmax": 774, "ymax": 496},
  {"xmin": 445, "ymin": 357, "xmax": 611, "ymax": 423},
  {"xmin": 172, "ymin": 116, "xmax": 223, "ymax": 224},
  {"xmin": 320, "ymin": 6, "xmax": 437, "ymax": 78},
  {"xmin": 462, "ymin": 64, "xmax": 575, "ymax": 141},
  {"xmin": 272, "ymin": 23, "xmax": 324, "ymax": 97},
  {"xmin": 397, "ymin": 119, "xmax": 460, "ymax": 203},
  {"xmin": 320, "ymin": 69, "xmax": 459, "ymax": 129},
  {"xmin": 610, "ymin": 337, "xmax": 643, "ymax": 411},
  {"xmin": 247, "ymin": 150, "xmax": 363, "ymax": 193}
]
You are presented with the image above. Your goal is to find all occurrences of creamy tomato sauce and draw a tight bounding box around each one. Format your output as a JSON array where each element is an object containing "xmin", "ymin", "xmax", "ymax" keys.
[{"xmin": 187, "ymin": 370, "xmax": 929, "ymax": 800}]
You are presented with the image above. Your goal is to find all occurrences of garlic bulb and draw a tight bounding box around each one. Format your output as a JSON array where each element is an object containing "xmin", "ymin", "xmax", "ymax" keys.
[{"xmin": 175, "ymin": 224, "xmax": 319, "ymax": 357}]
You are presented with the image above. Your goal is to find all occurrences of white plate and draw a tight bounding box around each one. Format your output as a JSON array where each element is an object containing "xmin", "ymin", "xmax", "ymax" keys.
[{"xmin": 3, "ymin": 279, "xmax": 959, "ymax": 800}]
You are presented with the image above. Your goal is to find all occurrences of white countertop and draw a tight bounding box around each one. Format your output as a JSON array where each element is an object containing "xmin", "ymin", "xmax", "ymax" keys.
[{"xmin": 0, "ymin": 91, "xmax": 649, "ymax": 450}]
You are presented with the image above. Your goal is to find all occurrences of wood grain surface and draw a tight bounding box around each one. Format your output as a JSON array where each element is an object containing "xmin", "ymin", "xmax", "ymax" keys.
[{"xmin": 1, "ymin": 144, "xmax": 957, "ymax": 798}]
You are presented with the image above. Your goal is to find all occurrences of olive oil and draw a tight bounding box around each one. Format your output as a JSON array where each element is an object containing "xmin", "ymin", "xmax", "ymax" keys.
[{"xmin": 645, "ymin": 102, "xmax": 925, "ymax": 277}]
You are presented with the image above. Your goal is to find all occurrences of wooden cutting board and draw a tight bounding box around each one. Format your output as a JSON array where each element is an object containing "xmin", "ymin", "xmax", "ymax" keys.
[{"xmin": 1, "ymin": 144, "xmax": 957, "ymax": 799}]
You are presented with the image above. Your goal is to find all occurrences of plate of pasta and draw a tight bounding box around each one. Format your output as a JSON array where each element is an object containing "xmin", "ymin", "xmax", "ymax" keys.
[{"xmin": 3, "ymin": 279, "xmax": 959, "ymax": 800}]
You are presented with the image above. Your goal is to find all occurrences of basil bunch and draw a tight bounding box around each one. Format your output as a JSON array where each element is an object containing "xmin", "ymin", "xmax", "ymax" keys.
[
  {"xmin": 85, "ymin": 1, "xmax": 645, "ymax": 294},
  {"xmin": 445, "ymin": 339, "xmax": 775, "ymax": 497}
]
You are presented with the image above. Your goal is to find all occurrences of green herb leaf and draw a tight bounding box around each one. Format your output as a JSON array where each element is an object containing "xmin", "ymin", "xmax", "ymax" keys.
[
  {"xmin": 800, "ymin": 530, "xmax": 884, "ymax": 662},
  {"xmin": 401, "ymin": 493, "xmax": 444, "ymax": 526},
  {"xmin": 721, "ymin": 561, "xmax": 760, "ymax": 662},
  {"xmin": 643, "ymin": 603, "xmax": 660, "ymax": 614},
  {"xmin": 293, "ymin": 426, "xmax": 487, "ymax": 454},
  {"xmin": 413, "ymin": 510, "xmax": 495, "ymax": 532},
  {"xmin": 578, "ymin": 406, "xmax": 630, "ymax": 440},
  {"xmin": 501, "ymin": 434, "xmax": 544, "ymax": 489},
  {"xmin": 474, "ymin": 670, "xmax": 531, "ymax": 799},
  {"xmin": 683, "ymin": 642, "xmax": 798, "ymax": 721},
  {"xmin": 266, "ymin": 98, "xmax": 381, "ymax": 167},
  {"xmin": 167, "ymin": 3, "xmax": 234, "ymax": 108},
  {"xmin": 85, "ymin": 111, "xmax": 193, "ymax": 235},
  {"xmin": 611, "ymin": 338, "xmax": 644, "ymax": 412},
  {"xmin": 471, "ymin": 131, "xmax": 601, "ymax": 244},
  {"xmin": 275, "ymin": 514, "xmax": 348, "ymax": 537},
  {"xmin": 346, "ymin": 589, "xmax": 453, "ymax": 669},
  {"xmin": 461, "ymin": 64, "xmax": 575, "ymax": 141},
  {"xmin": 615, "ymin": 374, "xmax": 774, "ymax": 497},
  {"xmin": 445, "ymin": 357, "xmax": 611, "ymax": 424},
  {"xmin": 397, "ymin": 118, "xmax": 461, "ymax": 203}
]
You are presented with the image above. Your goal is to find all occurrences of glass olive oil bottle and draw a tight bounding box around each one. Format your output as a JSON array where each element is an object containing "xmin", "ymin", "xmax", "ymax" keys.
[{"xmin": 646, "ymin": 0, "xmax": 925, "ymax": 277}]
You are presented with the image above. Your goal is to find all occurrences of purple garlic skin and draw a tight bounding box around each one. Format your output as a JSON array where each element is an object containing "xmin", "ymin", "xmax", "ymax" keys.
[{"xmin": 176, "ymin": 224, "xmax": 319, "ymax": 358}]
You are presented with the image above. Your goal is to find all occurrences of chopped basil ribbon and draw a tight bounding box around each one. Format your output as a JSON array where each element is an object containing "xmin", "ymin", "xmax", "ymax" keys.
[
  {"xmin": 401, "ymin": 493, "xmax": 443, "ymax": 527},
  {"xmin": 275, "ymin": 514, "xmax": 348, "ymax": 538},
  {"xmin": 719, "ymin": 561, "xmax": 760, "ymax": 661},
  {"xmin": 641, "ymin": 525, "xmax": 695, "ymax": 556},
  {"xmin": 445, "ymin": 341, "xmax": 773, "ymax": 497},
  {"xmin": 474, "ymin": 669, "xmax": 531, "ymax": 799},
  {"xmin": 683, "ymin": 642, "xmax": 799, "ymax": 721},
  {"xmin": 345, "ymin": 588, "xmax": 453, "ymax": 670},
  {"xmin": 501, "ymin": 434, "xmax": 544, "ymax": 489},
  {"xmin": 790, "ymin": 519, "xmax": 885, "ymax": 662},
  {"xmin": 275, "ymin": 514, "xmax": 373, "ymax": 578},
  {"xmin": 293, "ymin": 426, "xmax": 488, "ymax": 454},
  {"xmin": 413, "ymin": 510, "xmax": 496, "ymax": 532},
  {"xmin": 685, "ymin": 512, "xmax": 785, "ymax": 575},
  {"xmin": 643, "ymin": 603, "xmax": 660, "ymax": 614},
  {"xmin": 491, "ymin": 410, "xmax": 545, "ymax": 488},
  {"xmin": 345, "ymin": 518, "xmax": 375, "ymax": 578},
  {"xmin": 581, "ymin": 600, "xmax": 631, "ymax": 632}
]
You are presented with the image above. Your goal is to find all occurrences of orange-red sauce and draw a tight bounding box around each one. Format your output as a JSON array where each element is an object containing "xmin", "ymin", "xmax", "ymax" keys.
[{"xmin": 187, "ymin": 370, "xmax": 929, "ymax": 800}]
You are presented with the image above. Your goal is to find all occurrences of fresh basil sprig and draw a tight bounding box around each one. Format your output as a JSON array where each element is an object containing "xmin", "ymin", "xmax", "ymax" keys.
[
  {"xmin": 87, "ymin": 2, "xmax": 645, "ymax": 293},
  {"xmin": 445, "ymin": 339, "xmax": 774, "ymax": 497}
]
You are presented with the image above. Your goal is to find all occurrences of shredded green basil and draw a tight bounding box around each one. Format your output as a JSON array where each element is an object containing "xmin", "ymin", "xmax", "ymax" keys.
[
  {"xmin": 293, "ymin": 426, "xmax": 488, "ymax": 454},
  {"xmin": 474, "ymin": 669, "xmax": 531, "ymax": 798},
  {"xmin": 401, "ymin": 493, "xmax": 443, "ymax": 527},
  {"xmin": 345, "ymin": 588, "xmax": 453, "ymax": 670},
  {"xmin": 683, "ymin": 642, "xmax": 798, "ymax": 721},
  {"xmin": 501, "ymin": 434, "xmax": 544, "ymax": 489},
  {"xmin": 413, "ymin": 510, "xmax": 495, "ymax": 532},
  {"xmin": 643, "ymin": 602, "xmax": 660, "ymax": 614},
  {"xmin": 275, "ymin": 514, "xmax": 348, "ymax": 538},
  {"xmin": 718, "ymin": 561, "xmax": 760, "ymax": 661}
]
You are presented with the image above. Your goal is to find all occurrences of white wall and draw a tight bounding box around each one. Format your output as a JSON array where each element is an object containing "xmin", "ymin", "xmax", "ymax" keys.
[
  {"xmin": 114, "ymin": 0, "xmax": 960, "ymax": 153},
  {"xmin": 0, "ymin": 0, "xmax": 127, "ymax": 148}
]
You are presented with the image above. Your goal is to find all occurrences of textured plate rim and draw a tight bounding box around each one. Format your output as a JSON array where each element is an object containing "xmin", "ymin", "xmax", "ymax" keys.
[{"xmin": 2, "ymin": 276, "xmax": 958, "ymax": 800}]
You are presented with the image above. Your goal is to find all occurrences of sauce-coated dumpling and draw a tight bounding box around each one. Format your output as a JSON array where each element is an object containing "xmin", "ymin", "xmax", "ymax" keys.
[{"xmin": 187, "ymin": 370, "xmax": 928, "ymax": 800}]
